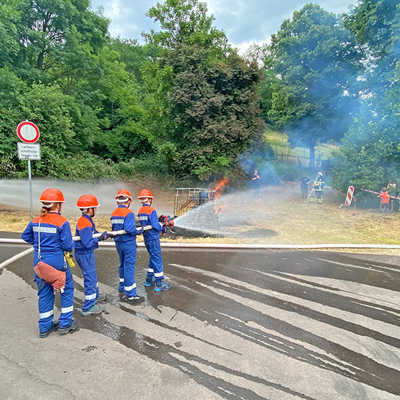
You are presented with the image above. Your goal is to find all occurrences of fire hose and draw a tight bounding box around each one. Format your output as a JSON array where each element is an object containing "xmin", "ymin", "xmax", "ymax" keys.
[
  {"xmin": 67, "ymin": 225, "xmax": 157, "ymax": 267},
  {"xmin": 3, "ymin": 212, "xmax": 399, "ymax": 271},
  {"xmin": 32, "ymin": 227, "xmax": 156, "ymax": 288},
  {"xmin": 0, "ymin": 229, "xmax": 149, "ymax": 270},
  {"xmin": 360, "ymin": 189, "xmax": 400, "ymax": 199},
  {"xmin": 71, "ymin": 215, "xmax": 175, "ymax": 242},
  {"xmin": 72, "ymin": 226, "xmax": 151, "ymax": 242},
  {"xmin": 0, "ymin": 217, "xmax": 176, "ymax": 270}
]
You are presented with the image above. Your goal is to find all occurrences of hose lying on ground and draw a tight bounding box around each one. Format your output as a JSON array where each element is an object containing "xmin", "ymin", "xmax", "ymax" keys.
[{"xmin": 0, "ymin": 248, "xmax": 35, "ymax": 270}]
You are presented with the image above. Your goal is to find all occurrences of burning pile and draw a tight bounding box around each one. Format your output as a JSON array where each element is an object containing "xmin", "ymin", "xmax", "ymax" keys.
[
  {"xmin": 213, "ymin": 178, "xmax": 229, "ymax": 216},
  {"xmin": 171, "ymin": 178, "xmax": 230, "ymax": 237}
]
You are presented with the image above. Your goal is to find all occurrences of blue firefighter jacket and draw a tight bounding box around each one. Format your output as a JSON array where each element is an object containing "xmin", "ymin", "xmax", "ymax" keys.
[
  {"xmin": 138, "ymin": 204, "xmax": 162, "ymax": 242},
  {"xmin": 22, "ymin": 212, "xmax": 73, "ymax": 269},
  {"xmin": 74, "ymin": 214, "xmax": 98, "ymax": 253},
  {"xmin": 110, "ymin": 205, "xmax": 142, "ymax": 242}
]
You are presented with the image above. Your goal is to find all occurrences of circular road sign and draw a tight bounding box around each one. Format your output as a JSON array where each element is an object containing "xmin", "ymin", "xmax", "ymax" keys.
[{"xmin": 16, "ymin": 121, "xmax": 40, "ymax": 143}]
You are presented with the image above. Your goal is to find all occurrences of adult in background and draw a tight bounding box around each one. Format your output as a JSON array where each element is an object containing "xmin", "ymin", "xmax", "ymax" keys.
[
  {"xmin": 314, "ymin": 171, "xmax": 324, "ymax": 203},
  {"xmin": 21, "ymin": 188, "xmax": 79, "ymax": 337},
  {"xmin": 387, "ymin": 182, "xmax": 397, "ymax": 212},
  {"xmin": 251, "ymin": 168, "xmax": 261, "ymax": 198},
  {"xmin": 299, "ymin": 176, "xmax": 310, "ymax": 200},
  {"xmin": 377, "ymin": 187, "xmax": 390, "ymax": 213}
]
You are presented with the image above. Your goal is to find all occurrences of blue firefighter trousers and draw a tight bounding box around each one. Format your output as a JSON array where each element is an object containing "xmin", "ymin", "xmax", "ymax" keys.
[
  {"xmin": 75, "ymin": 251, "xmax": 99, "ymax": 311},
  {"xmin": 116, "ymin": 241, "xmax": 137, "ymax": 297},
  {"xmin": 35, "ymin": 267, "xmax": 74, "ymax": 333},
  {"xmin": 144, "ymin": 238, "xmax": 164, "ymax": 282}
]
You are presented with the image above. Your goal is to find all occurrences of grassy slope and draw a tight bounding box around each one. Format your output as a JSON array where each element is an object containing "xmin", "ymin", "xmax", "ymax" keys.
[{"xmin": 264, "ymin": 129, "xmax": 338, "ymax": 161}]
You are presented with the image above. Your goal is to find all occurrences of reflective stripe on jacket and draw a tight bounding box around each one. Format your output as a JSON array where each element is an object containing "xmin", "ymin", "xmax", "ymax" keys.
[
  {"xmin": 138, "ymin": 204, "xmax": 162, "ymax": 242},
  {"xmin": 21, "ymin": 212, "xmax": 73, "ymax": 269},
  {"xmin": 110, "ymin": 205, "xmax": 141, "ymax": 242}
]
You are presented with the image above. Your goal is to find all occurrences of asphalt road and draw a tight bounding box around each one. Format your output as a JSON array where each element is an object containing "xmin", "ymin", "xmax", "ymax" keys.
[{"xmin": 1, "ymin": 240, "xmax": 400, "ymax": 400}]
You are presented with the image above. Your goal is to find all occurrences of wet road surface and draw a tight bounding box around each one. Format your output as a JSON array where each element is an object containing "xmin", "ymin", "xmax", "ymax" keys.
[{"xmin": 1, "ymin": 242, "xmax": 400, "ymax": 399}]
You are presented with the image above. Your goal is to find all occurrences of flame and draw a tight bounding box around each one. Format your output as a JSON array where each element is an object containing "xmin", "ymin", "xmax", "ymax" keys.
[
  {"xmin": 213, "ymin": 178, "xmax": 229, "ymax": 201},
  {"xmin": 213, "ymin": 178, "xmax": 228, "ymax": 215}
]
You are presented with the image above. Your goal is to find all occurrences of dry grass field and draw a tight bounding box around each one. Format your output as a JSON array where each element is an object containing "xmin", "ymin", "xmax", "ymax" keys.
[{"xmin": 1, "ymin": 183, "xmax": 400, "ymax": 249}]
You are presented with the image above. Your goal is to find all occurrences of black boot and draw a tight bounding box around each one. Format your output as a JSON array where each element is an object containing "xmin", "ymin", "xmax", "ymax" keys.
[
  {"xmin": 58, "ymin": 320, "xmax": 80, "ymax": 335},
  {"xmin": 39, "ymin": 320, "xmax": 59, "ymax": 338},
  {"xmin": 125, "ymin": 295, "xmax": 144, "ymax": 305}
]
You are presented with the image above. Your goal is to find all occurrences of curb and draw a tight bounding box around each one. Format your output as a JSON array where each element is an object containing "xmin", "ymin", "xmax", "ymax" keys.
[{"xmin": 1, "ymin": 237, "xmax": 400, "ymax": 250}]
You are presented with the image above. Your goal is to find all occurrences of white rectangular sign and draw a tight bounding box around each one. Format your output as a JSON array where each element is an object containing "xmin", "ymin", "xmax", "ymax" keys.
[{"xmin": 17, "ymin": 142, "xmax": 41, "ymax": 160}]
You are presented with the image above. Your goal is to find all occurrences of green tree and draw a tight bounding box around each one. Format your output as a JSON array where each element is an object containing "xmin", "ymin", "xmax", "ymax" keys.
[
  {"xmin": 145, "ymin": 0, "xmax": 263, "ymax": 180},
  {"xmin": 262, "ymin": 4, "xmax": 362, "ymax": 167},
  {"xmin": 14, "ymin": 0, "xmax": 108, "ymax": 73},
  {"xmin": 81, "ymin": 46, "xmax": 152, "ymax": 161},
  {"xmin": 0, "ymin": 68, "xmax": 27, "ymax": 176},
  {"xmin": 168, "ymin": 46, "xmax": 263, "ymax": 180},
  {"xmin": 0, "ymin": 1, "xmax": 21, "ymax": 67},
  {"xmin": 1, "ymin": 0, "xmax": 263, "ymax": 181},
  {"xmin": 109, "ymin": 39, "xmax": 160, "ymax": 84},
  {"xmin": 332, "ymin": 0, "xmax": 400, "ymax": 191},
  {"xmin": 0, "ymin": 72, "xmax": 84, "ymax": 177},
  {"xmin": 0, "ymin": 0, "xmax": 163, "ymax": 179},
  {"xmin": 145, "ymin": 0, "xmax": 227, "ymax": 50}
]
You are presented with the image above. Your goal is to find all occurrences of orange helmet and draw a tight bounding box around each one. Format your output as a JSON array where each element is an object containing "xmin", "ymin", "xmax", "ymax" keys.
[
  {"xmin": 137, "ymin": 189, "xmax": 153, "ymax": 199},
  {"xmin": 115, "ymin": 189, "xmax": 132, "ymax": 203},
  {"xmin": 76, "ymin": 194, "xmax": 99, "ymax": 209},
  {"xmin": 40, "ymin": 188, "xmax": 64, "ymax": 203}
]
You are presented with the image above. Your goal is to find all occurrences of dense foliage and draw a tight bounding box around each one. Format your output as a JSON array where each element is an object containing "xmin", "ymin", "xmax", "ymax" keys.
[
  {"xmin": 332, "ymin": 0, "xmax": 400, "ymax": 191},
  {"xmin": 260, "ymin": 4, "xmax": 362, "ymax": 168},
  {"xmin": 145, "ymin": 0, "xmax": 263, "ymax": 180},
  {"xmin": 1, "ymin": 0, "xmax": 399, "ymax": 191},
  {"xmin": 256, "ymin": 1, "xmax": 400, "ymax": 192},
  {"xmin": 0, "ymin": 0, "xmax": 263, "ymax": 182}
]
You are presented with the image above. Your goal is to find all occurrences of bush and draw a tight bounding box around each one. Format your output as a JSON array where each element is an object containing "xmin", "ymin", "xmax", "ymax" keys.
[
  {"xmin": 116, "ymin": 155, "xmax": 168, "ymax": 178},
  {"xmin": 51, "ymin": 152, "xmax": 118, "ymax": 180}
]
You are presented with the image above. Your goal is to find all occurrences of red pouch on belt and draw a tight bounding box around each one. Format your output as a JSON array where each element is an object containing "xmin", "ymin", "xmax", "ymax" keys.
[{"xmin": 34, "ymin": 261, "xmax": 66, "ymax": 290}]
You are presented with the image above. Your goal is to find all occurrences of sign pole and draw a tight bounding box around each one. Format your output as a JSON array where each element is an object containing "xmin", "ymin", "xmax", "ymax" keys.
[
  {"xmin": 16, "ymin": 120, "xmax": 40, "ymax": 218},
  {"xmin": 27, "ymin": 159, "xmax": 33, "ymax": 219}
]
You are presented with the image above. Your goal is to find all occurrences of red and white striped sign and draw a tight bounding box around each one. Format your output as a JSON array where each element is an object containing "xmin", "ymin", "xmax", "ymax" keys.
[{"xmin": 345, "ymin": 186, "xmax": 355, "ymax": 207}]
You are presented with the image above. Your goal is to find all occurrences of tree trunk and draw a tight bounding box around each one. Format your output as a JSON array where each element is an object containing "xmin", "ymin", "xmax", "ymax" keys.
[
  {"xmin": 37, "ymin": 51, "xmax": 44, "ymax": 69},
  {"xmin": 309, "ymin": 144, "xmax": 315, "ymax": 169}
]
